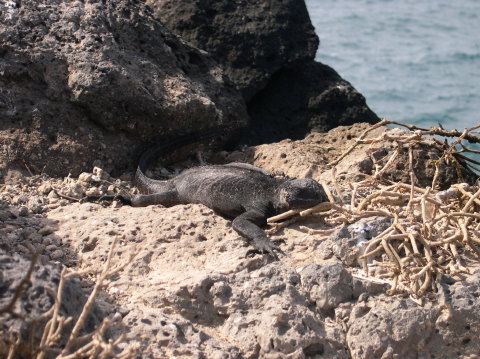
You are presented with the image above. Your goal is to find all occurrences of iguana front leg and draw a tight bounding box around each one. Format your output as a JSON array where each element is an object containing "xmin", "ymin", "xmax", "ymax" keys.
[{"xmin": 232, "ymin": 209, "xmax": 283, "ymax": 259}]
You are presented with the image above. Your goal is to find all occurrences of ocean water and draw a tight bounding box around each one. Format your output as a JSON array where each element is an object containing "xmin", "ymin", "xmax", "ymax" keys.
[{"xmin": 305, "ymin": 0, "xmax": 480, "ymax": 131}]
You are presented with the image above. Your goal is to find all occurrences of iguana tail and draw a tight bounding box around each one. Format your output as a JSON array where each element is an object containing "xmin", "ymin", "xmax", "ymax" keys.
[{"xmin": 135, "ymin": 126, "xmax": 229, "ymax": 193}]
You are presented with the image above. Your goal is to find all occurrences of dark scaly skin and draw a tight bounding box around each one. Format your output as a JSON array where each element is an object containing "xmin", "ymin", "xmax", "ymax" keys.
[{"xmin": 86, "ymin": 129, "xmax": 327, "ymax": 258}]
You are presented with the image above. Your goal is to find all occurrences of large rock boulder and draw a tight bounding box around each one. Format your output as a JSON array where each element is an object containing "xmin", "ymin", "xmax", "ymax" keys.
[
  {"xmin": 0, "ymin": 0, "xmax": 247, "ymax": 178},
  {"xmin": 147, "ymin": 0, "xmax": 319, "ymax": 100},
  {"xmin": 147, "ymin": 0, "xmax": 379, "ymax": 145}
]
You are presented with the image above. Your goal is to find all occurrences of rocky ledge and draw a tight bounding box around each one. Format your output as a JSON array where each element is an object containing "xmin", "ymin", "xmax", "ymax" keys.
[{"xmin": 1, "ymin": 123, "xmax": 479, "ymax": 358}]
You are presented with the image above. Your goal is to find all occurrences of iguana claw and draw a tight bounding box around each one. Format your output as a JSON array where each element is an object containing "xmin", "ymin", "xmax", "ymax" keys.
[{"xmin": 246, "ymin": 238, "xmax": 285, "ymax": 260}]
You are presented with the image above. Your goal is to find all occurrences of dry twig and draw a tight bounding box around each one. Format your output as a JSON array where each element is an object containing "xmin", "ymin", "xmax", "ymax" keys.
[{"xmin": 0, "ymin": 252, "xmax": 39, "ymax": 318}]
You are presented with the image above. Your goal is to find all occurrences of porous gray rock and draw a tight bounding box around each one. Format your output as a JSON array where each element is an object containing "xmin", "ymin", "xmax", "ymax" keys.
[
  {"xmin": 111, "ymin": 258, "xmax": 349, "ymax": 357},
  {"xmin": 221, "ymin": 263, "xmax": 348, "ymax": 358},
  {"xmin": 346, "ymin": 296, "xmax": 437, "ymax": 359},
  {"xmin": 0, "ymin": 0, "xmax": 247, "ymax": 178},
  {"xmin": 165, "ymin": 272, "xmax": 231, "ymax": 324},
  {"xmin": 147, "ymin": 0, "xmax": 319, "ymax": 100},
  {"xmin": 135, "ymin": 262, "xmax": 348, "ymax": 358},
  {"xmin": 345, "ymin": 275, "xmax": 480, "ymax": 359},
  {"xmin": 123, "ymin": 309, "xmax": 242, "ymax": 359},
  {"xmin": 426, "ymin": 272, "xmax": 480, "ymax": 359},
  {"xmin": 299, "ymin": 262, "xmax": 354, "ymax": 313}
]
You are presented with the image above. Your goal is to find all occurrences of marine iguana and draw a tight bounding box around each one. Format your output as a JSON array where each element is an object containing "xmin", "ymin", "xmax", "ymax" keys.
[{"xmin": 89, "ymin": 128, "xmax": 327, "ymax": 258}]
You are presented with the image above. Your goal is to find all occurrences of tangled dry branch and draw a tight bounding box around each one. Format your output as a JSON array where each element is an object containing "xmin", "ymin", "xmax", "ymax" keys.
[
  {"xmin": 328, "ymin": 118, "xmax": 480, "ymax": 175},
  {"xmin": 4, "ymin": 239, "xmax": 139, "ymax": 359},
  {"xmin": 269, "ymin": 121, "xmax": 480, "ymax": 298}
]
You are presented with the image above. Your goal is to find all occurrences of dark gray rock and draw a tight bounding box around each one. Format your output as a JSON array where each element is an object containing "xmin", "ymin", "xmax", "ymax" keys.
[
  {"xmin": 0, "ymin": 250, "xmax": 104, "ymax": 358},
  {"xmin": 245, "ymin": 62, "xmax": 379, "ymax": 145},
  {"xmin": 147, "ymin": 0, "xmax": 319, "ymax": 100},
  {"xmin": 0, "ymin": 0, "xmax": 247, "ymax": 177},
  {"xmin": 299, "ymin": 262, "xmax": 354, "ymax": 312},
  {"xmin": 147, "ymin": 1, "xmax": 379, "ymax": 146},
  {"xmin": 372, "ymin": 142, "xmax": 478, "ymax": 189}
]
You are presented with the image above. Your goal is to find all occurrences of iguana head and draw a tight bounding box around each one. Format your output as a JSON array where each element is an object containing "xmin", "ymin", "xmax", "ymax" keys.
[{"xmin": 276, "ymin": 178, "xmax": 327, "ymax": 210}]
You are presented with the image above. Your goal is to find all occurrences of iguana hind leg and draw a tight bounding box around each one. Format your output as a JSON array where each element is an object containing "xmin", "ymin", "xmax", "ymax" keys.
[{"xmin": 130, "ymin": 191, "xmax": 180, "ymax": 207}]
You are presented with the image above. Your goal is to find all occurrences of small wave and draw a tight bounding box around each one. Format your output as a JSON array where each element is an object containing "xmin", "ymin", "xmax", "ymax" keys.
[
  {"xmin": 452, "ymin": 52, "xmax": 480, "ymax": 61},
  {"xmin": 413, "ymin": 113, "xmax": 458, "ymax": 126}
]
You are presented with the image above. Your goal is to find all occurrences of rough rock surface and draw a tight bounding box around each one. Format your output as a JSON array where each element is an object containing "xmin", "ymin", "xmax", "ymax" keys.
[
  {"xmin": 0, "ymin": 0, "xmax": 247, "ymax": 178},
  {"xmin": 0, "ymin": 249, "xmax": 105, "ymax": 358},
  {"xmin": 147, "ymin": 0, "xmax": 379, "ymax": 145},
  {"xmin": 0, "ymin": 0, "xmax": 379, "ymax": 178},
  {"xmin": 429, "ymin": 272, "xmax": 480, "ymax": 359},
  {"xmin": 346, "ymin": 277, "xmax": 480, "ymax": 359},
  {"xmin": 299, "ymin": 263, "xmax": 354, "ymax": 313},
  {"xmin": 40, "ymin": 203, "xmax": 350, "ymax": 358},
  {"xmin": 147, "ymin": 0, "xmax": 319, "ymax": 100},
  {"xmin": 346, "ymin": 296, "xmax": 438, "ymax": 359}
]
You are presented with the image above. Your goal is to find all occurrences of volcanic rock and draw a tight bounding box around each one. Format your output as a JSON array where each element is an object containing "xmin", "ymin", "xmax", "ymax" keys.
[{"xmin": 0, "ymin": 0, "xmax": 247, "ymax": 178}]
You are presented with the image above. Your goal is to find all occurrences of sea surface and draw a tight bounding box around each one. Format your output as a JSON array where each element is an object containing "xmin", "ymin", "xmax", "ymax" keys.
[{"xmin": 305, "ymin": 0, "xmax": 480, "ymax": 131}]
